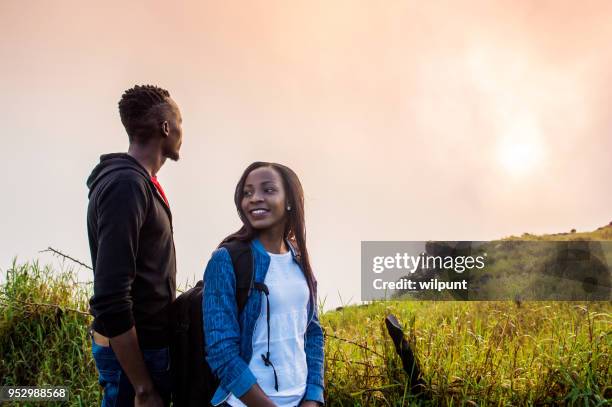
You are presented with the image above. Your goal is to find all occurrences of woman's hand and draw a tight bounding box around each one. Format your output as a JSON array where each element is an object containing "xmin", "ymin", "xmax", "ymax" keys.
[
  {"xmin": 239, "ymin": 384, "xmax": 276, "ymax": 407},
  {"xmin": 299, "ymin": 401, "xmax": 320, "ymax": 407}
]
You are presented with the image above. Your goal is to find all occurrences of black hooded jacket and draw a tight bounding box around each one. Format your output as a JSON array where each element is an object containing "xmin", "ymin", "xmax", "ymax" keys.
[{"xmin": 86, "ymin": 153, "xmax": 176, "ymax": 348}]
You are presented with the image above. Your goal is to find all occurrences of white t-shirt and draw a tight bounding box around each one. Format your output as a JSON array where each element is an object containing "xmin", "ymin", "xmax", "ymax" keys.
[{"xmin": 227, "ymin": 251, "xmax": 310, "ymax": 407}]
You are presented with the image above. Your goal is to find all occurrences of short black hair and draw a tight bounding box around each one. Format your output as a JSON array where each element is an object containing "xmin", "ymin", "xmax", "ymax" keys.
[{"xmin": 118, "ymin": 85, "xmax": 171, "ymax": 141}]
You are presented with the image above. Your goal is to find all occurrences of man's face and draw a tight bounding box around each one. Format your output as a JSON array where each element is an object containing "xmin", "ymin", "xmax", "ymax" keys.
[{"xmin": 161, "ymin": 97, "xmax": 183, "ymax": 161}]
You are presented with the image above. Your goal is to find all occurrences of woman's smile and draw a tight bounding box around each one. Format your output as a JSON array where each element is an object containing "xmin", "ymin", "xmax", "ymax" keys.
[{"xmin": 249, "ymin": 208, "xmax": 270, "ymax": 218}]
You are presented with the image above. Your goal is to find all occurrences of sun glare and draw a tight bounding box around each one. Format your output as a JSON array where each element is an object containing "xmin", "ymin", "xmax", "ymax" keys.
[{"xmin": 497, "ymin": 119, "xmax": 544, "ymax": 176}]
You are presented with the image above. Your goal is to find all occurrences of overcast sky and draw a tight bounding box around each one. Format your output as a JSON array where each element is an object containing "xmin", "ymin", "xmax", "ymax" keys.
[{"xmin": 2, "ymin": 1, "xmax": 611, "ymax": 309}]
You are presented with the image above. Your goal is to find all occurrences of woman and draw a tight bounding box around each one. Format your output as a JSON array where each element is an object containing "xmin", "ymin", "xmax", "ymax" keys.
[{"xmin": 202, "ymin": 162, "xmax": 325, "ymax": 407}]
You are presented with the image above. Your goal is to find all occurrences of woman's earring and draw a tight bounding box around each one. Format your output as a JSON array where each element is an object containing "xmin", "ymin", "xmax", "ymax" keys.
[{"xmin": 287, "ymin": 205, "xmax": 292, "ymax": 211}]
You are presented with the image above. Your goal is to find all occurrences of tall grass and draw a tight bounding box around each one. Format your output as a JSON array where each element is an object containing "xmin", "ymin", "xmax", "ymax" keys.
[
  {"xmin": 322, "ymin": 300, "xmax": 611, "ymax": 406},
  {"xmin": 0, "ymin": 260, "xmax": 100, "ymax": 406},
  {"xmin": 1, "ymin": 260, "xmax": 610, "ymax": 406}
]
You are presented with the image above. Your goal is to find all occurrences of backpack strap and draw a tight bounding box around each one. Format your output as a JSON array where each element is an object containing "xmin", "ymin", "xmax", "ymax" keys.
[
  {"xmin": 222, "ymin": 240, "xmax": 282, "ymax": 391},
  {"xmin": 220, "ymin": 240, "xmax": 253, "ymax": 314}
]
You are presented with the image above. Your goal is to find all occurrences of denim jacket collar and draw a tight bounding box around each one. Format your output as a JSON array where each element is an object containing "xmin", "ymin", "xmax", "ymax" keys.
[{"xmin": 250, "ymin": 237, "xmax": 298, "ymax": 258}]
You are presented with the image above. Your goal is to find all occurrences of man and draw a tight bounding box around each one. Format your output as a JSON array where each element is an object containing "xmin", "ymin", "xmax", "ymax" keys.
[{"xmin": 86, "ymin": 85, "xmax": 182, "ymax": 407}]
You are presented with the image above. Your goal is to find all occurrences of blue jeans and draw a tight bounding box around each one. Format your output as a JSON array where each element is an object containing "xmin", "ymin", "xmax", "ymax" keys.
[{"xmin": 91, "ymin": 337, "xmax": 172, "ymax": 407}]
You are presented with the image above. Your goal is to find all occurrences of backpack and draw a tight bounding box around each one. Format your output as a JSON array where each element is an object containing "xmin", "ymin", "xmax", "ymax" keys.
[{"xmin": 170, "ymin": 240, "xmax": 254, "ymax": 407}]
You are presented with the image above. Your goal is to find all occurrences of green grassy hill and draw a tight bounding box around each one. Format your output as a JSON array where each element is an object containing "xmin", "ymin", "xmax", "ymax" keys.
[
  {"xmin": 325, "ymin": 225, "xmax": 611, "ymax": 405},
  {"xmin": 1, "ymin": 226, "xmax": 611, "ymax": 405}
]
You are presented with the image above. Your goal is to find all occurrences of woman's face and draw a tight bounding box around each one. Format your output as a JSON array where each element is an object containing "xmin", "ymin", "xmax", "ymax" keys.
[{"xmin": 241, "ymin": 166, "xmax": 288, "ymax": 232}]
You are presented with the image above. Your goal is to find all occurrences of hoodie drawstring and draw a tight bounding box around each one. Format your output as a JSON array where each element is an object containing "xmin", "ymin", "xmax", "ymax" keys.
[{"xmin": 254, "ymin": 282, "xmax": 279, "ymax": 392}]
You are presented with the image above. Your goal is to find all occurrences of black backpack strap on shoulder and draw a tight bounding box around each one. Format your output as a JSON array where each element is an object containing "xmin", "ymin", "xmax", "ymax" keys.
[{"xmin": 220, "ymin": 239, "xmax": 254, "ymax": 314}]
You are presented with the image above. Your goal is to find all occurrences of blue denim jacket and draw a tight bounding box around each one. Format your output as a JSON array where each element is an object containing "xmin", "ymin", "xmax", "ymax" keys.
[{"xmin": 202, "ymin": 239, "xmax": 325, "ymax": 406}]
